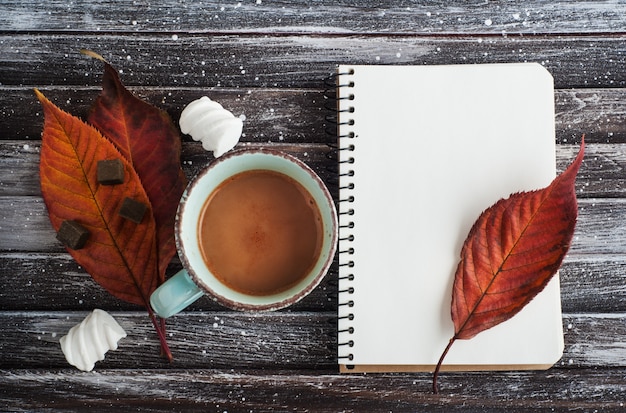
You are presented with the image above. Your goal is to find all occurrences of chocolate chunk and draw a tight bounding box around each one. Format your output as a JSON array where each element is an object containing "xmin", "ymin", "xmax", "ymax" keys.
[
  {"xmin": 97, "ymin": 159, "xmax": 125, "ymax": 185},
  {"xmin": 119, "ymin": 197, "xmax": 147, "ymax": 224},
  {"xmin": 57, "ymin": 220, "xmax": 90, "ymax": 250}
]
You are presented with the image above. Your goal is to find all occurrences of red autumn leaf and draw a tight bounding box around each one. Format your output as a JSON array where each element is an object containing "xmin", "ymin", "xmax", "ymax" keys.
[
  {"xmin": 433, "ymin": 138, "xmax": 585, "ymax": 393},
  {"xmin": 36, "ymin": 88, "xmax": 159, "ymax": 307},
  {"xmin": 83, "ymin": 50, "xmax": 187, "ymax": 284}
]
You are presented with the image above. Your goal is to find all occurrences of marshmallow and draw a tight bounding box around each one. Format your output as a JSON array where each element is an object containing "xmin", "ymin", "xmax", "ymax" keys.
[
  {"xmin": 179, "ymin": 96, "xmax": 243, "ymax": 157},
  {"xmin": 60, "ymin": 309, "xmax": 127, "ymax": 371}
]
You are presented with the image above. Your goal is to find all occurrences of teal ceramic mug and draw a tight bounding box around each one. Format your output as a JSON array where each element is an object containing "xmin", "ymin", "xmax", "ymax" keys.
[{"xmin": 150, "ymin": 148, "xmax": 337, "ymax": 317}]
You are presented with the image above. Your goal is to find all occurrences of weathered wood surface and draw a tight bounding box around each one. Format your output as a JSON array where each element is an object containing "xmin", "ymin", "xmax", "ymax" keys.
[
  {"xmin": 2, "ymin": 0, "xmax": 626, "ymax": 35},
  {"xmin": 4, "ymin": 141, "xmax": 626, "ymax": 198},
  {"xmin": 0, "ymin": 311, "xmax": 624, "ymax": 369},
  {"xmin": 4, "ymin": 88, "xmax": 626, "ymax": 143},
  {"xmin": 4, "ymin": 252, "xmax": 626, "ymax": 314},
  {"xmin": 2, "ymin": 192, "xmax": 624, "ymax": 254},
  {"xmin": 1, "ymin": 34, "xmax": 625, "ymax": 89},
  {"xmin": 1, "ymin": 0, "xmax": 626, "ymax": 411},
  {"xmin": 2, "ymin": 368, "xmax": 625, "ymax": 413}
]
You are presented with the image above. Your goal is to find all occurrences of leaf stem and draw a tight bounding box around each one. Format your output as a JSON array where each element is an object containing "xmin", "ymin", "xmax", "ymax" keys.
[
  {"xmin": 147, "ymin": 307, "xmax": 173, "ymax": 362},
  {"xmin": 159, "ymin": 317, "xmax": 168, "ymax": 359},
  {"xmin": 433, "ymin": 337, "xmax": 456, "ymax": 394}
]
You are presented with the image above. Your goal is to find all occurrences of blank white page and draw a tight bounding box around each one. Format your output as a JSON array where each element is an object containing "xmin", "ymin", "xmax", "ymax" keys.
[{"xmin": 337, "ymin": 63, "xmax": 564, "ymax": 371}]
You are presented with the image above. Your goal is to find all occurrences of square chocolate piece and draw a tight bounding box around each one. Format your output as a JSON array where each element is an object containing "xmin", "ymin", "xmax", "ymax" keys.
[
  {"xmin": 119, "ymin": 197, "xmax": 147, "ymax": 224},
  {"xmin": 57, "ymin": 220, "xmax": 90, "ymax": 250},
  {"xmin": 97, "ymin": 159, "xmax": 125, "ymax": 185}
]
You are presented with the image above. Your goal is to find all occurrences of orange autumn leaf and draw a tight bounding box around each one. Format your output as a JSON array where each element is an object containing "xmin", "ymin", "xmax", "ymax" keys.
[
  {"xmin": 36, "ymin": 88, "xmax": 159, "ymax": 307},
  {"xmin": 83, "ymin": 50, "xmax": 187, "ymax": 284},
  {"xmin": 433, "ymin": 138, "xmax": 585, "ymax": 393}
]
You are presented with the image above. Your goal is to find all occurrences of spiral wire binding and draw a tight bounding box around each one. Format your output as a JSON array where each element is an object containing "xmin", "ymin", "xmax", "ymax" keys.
[{"xmin": 326, "ymin": 67, "xmax": 356, "ymax": 367}]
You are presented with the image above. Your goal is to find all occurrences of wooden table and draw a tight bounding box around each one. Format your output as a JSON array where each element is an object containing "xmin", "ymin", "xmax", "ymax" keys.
[{"xmin": 1, "ymin": 1, "xmax": 625, "ymax": 411}]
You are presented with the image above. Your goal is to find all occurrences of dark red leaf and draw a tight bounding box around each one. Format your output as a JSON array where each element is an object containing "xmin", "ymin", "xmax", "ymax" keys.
[
  {"xmin": 433, "ymin": 138, "xmax": 585, "ymax": 393},
  {"xmin": 84, "ymin": 51, "xmax": 187, "ymax": 283},
  {"xmin": 451, "ymin": 140, "xmax": 584, "ymax": 339}
]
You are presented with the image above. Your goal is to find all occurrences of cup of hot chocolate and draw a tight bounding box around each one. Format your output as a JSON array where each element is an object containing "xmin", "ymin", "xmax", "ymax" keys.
[{"xmin": 150, "ymin": 148, "xmax": 337, "ymax": 317}]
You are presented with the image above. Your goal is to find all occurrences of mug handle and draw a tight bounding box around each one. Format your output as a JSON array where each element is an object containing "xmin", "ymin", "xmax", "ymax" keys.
[{"xmin": 150, "ymin": 270, "xmax": 204, "ymax": 318}]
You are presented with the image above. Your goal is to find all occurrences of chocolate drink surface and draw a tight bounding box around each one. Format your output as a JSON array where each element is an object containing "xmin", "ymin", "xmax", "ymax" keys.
[{"xmin": 198, "ymin": 170, "xmax": 324, "ymax": 296}]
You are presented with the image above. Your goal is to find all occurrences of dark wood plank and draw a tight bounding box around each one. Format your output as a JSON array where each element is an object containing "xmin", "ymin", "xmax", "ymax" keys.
[
  {"xmin": 555, "ymin": 89, "xmax": 626, "ymax": 145},
  {"xmin": 0, "ymin": 142, "xmax": 336, "ymax": 253},
  {"xmin": 2, "ymin": 0, "xmax": 625, "ymax": 35},
  {"xmin": 0, "ymin": 140, "xmax": 623, "ymax": 200},
  {"xmin": 0, "ymin": 186, "xmax": 622, "ymax": 255},
  {"xmin": 3, "ymin": 87, "xmax": 626, "ymax": 144},
  {"xmin": 2, "ymin": 368, "xmax": 626, "ymax": 413},
  {"xmin": 0, "ymin": 195, "xmax": 54, "ymax": 251},
  {"xmin": 568, "ymin": 198, "xmax": 626, "ymax": 256},
  {"xmin": 557, "ymin": 143, "xmax": 626, "ymax": 198},
  {"xmin": 560, "ymin": 256, "xmax": 626, "ymax": 313},
  {"xmin": 2, "ymin": 368, "xmax": 626, "ymax": 412},
  {"xmin": 0, "ymin": 312, "xmax": 337, "ymax": 370},
  {"xmin": 561, "ymin": 313, "xmax": 626, "ymax": 368},
  {"xmin": 2, "ymin": 367, "xmax": 626, "ymax": 412},
  {"xmin": 0, "ymin": 87, "xmax": 331, "ymax": 143},
  {"xmin": 3, "ymin": 251, "xmax": 624, "ymax": 314},
  {"xmin": 1, "ymin": 34, "xmax": 625, "ymax": 88},
  {"xmin": 0, "ymin": 141, "xmax": 337, "ymax": 197},
  {"xmin": 0, "ymin": 311, "xmax": 625, "ymax": 370},
  {"xmin": 0, "ymin": 252, "xmax": 338, "ymax": 312}
]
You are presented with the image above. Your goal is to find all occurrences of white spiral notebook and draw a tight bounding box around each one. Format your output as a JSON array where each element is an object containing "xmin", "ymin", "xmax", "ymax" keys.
[{"xmin": 335, "ymin": 63, "xmax": 564, "ymax": 372}]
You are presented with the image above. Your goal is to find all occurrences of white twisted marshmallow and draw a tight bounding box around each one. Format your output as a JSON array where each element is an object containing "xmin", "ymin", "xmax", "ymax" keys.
[
  {"xmin": 179, "ymin": 96, "xmax": 243, "ymax": 158},
  {"xmin": 60, "ymin": 309, "xmax": 127, "ymax": 371}
]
